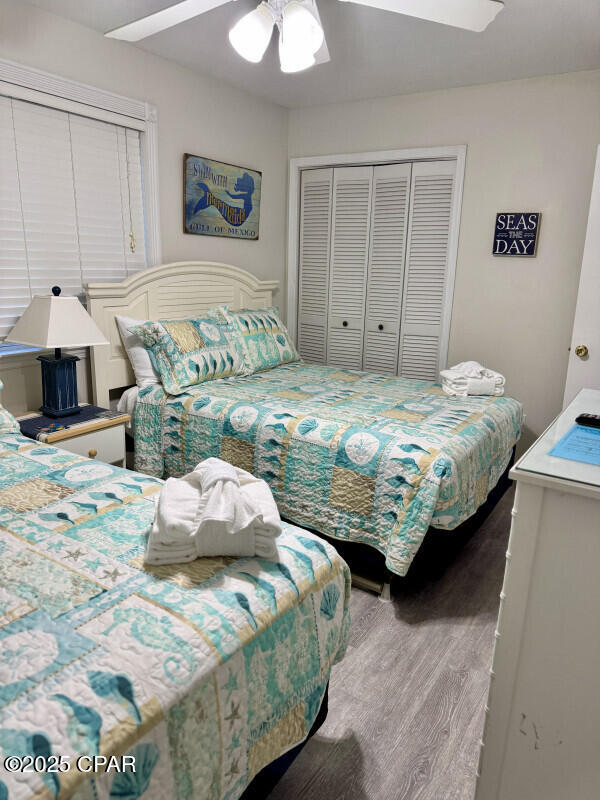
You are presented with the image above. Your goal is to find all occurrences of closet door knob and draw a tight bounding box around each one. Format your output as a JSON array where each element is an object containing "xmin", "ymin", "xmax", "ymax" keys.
[
  {"xmin": 342, "ymin": 320, "xmax": 348, "ymax": 327},
  {"xmin": 378, "ymin": 324, "xmax": 384, "ymax": 331}
]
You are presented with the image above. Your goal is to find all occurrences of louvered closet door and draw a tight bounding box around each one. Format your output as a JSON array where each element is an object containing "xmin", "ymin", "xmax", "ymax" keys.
[
  {"xmin": 398, "ymin": 160, "xmax": 456, "ymax": 380},
  {"xmin": 297, "ymin": 168, "xmax": 333, "ymax": 363},
  {"xmin": 327, "ymin": 166, "xmax": 373, "ymax": 369},
  {"xmin": 363, "ymin": 162, "xmax": 411, "ymax": 374}
]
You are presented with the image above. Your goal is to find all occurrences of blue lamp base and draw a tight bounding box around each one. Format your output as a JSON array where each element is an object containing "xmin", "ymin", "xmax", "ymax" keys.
[{"xmin": 38, "ymin": 352, "xmax": 81, "ymax": 418}]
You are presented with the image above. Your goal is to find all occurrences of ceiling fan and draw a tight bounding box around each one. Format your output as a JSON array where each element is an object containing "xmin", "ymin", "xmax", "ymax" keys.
[{"xmin": 106, "ymin": 0, "xmax": 505, "ymax": 74}]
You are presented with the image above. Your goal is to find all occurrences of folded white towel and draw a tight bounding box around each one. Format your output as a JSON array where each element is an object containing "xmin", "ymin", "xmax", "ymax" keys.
[
  {"xmin": 440, "ymin": 361, "xmax": 505, "ymax": 397},
  {"xmin": 465, "ymin": 376, "xmax": 499, "ymax": 395},
  {"xmin": 145, "ymin": 457, "xmax": 281, "ymax": 565}
]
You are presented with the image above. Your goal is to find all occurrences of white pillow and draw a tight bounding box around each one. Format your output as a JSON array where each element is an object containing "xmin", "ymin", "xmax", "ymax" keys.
[
  {"xmin": 0, "ymin": 378, "xmax": 20, "ymax": 434},
  {"xmin": 115, "ymin": 315, "xmax": 161, "ymax": 388}
]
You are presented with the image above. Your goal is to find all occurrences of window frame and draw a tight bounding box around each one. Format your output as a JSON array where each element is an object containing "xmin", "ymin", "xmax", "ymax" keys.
[{"xmin": 0, "ymin": 57, "xmax": 161, "ymax": 357}]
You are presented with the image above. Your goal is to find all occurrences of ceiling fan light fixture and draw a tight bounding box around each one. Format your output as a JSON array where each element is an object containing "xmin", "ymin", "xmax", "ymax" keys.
[
  {"xmin": 228, "ymin": 2, "xmax": 275, "ymax": 63},
  {"xmin": 278, "ymin": 30, "xmax": 317, "ymax": 73},
  {"xmin": 281, "ymin": 1, "xmax": 324, "ymax": 54}
]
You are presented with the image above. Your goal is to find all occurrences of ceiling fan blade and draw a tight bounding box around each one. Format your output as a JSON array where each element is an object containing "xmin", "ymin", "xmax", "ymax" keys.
[
  {"xmin": 337, "ymin": 0, "xmax": 504, "ymax": 32},
  {"xmin": 105, "ymin": 0, "xmax": 235, "ymax": 42}
]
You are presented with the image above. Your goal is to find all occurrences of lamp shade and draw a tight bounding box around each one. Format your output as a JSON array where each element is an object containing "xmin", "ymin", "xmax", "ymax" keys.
[{"xmin": 6, "ymin": 290, "xmax": 108, "ymax": 349}]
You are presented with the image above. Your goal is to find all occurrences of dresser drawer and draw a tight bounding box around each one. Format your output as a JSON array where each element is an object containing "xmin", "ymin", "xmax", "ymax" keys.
[{"xmin": 59, "ymin": 425, "xmax": 126, "ymax": 466}]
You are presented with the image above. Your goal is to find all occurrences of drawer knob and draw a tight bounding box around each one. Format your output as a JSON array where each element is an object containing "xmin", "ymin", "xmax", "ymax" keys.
[
  {"xmin": 378, "ymin": 323, "xmax": 384, "ymax": 331},
  {"xmin": 88, "ymin": 448, "xmax": 98, "ymax": 459},
  {"xmin": 342, "ymin": 320, "xmax": 348, "ymax": 327}
]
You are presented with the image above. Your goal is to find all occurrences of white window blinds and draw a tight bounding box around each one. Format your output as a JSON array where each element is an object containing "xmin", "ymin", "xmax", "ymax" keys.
[{"xmin": 0, "ymin": 95, "xmax": 147, "ymax": 340}]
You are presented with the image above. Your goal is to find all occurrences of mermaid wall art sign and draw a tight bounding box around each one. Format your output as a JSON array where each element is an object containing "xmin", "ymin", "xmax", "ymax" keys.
[{"xmin": 184, "ymin": 153, "xmax": 261, "ymax": 240}]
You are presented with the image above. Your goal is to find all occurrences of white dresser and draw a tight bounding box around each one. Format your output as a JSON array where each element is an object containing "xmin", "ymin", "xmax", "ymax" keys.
[{"xmin": 475, "ymin": 389, "xmax": 600, "ymax": 800}]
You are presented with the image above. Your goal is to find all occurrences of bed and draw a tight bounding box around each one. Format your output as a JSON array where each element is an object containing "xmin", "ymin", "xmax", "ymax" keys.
[
  {"xmin": 0, "ymin": 430, "xmax": 350, "ymax": 800},
  {"xmin": 87, "ymin": 261, "xmax": 523, "ymax": 583}
]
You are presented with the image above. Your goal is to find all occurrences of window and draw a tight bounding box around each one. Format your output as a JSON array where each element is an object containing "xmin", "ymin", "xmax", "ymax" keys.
[
  {"xmin": 0, "ymin": 57, "xmax": 160, "ymax": 354},
  {"xmin": 0, "ymin": 97, "xmax": 147, "ymax": 341}
]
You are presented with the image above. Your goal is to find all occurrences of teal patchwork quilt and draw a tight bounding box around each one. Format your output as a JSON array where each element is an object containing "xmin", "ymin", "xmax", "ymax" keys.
[
  {"xmin": 134, "ymin": 363, "xmax": 523, "ymax": 576},
  {"xmin": 0, "ymin": 434, "xmax": 350, "ymax": 800}
]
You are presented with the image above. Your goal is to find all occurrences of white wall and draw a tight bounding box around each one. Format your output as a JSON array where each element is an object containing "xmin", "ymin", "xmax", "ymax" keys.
[
  {"xmin": 0, "ymin": 0, "xmax": 288, "ymax": 414},
  {"xmin": 1, "ymin": 0, "xmax": 598, "ymax": 446},
  {"xmin": 288, "ymin": 70, "xmax": 600, "ymax": 447}
]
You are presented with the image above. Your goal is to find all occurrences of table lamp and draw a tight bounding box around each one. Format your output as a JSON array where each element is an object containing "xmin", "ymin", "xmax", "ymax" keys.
[{"xmin": 6, "ymin": 286, "xmax": 108, "ymax": 417}]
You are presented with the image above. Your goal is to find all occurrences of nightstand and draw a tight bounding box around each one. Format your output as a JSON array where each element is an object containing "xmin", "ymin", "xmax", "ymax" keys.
[{"xmin": 17, "ymin": 404, "xmax": 130, "ymax": 467}]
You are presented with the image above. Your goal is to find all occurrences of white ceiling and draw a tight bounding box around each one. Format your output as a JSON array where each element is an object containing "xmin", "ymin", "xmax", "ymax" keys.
[{"xmin": 22, "ymin": 0, "xmax": 600, "ymax": 108}]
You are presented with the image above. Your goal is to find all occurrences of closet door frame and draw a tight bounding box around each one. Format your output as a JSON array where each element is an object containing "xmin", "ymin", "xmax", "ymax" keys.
[{"xmin": 287, "ymin": 145, "xmax": 466, "ymax": 374}]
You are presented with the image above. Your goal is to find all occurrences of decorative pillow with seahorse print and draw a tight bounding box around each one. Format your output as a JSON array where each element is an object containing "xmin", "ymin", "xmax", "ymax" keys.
[
  {"xmin": 221, "ymin": 306, "xmax": 301, "ymax": 375},
  {"xmin": 129, "ymin": 314, "xmax": 249, "ymax": 395},
  {"xmin": 0, "ymin": 379, "xmax": 20, "ymax": 434}
]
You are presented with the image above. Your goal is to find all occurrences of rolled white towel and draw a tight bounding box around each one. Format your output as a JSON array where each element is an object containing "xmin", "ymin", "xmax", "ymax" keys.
[
  {"xmin": 441, "ymin": 376, "xmax": 505, "ymax": 397},
  {"xmin": 145, "ymin": 457, "xmax": 281, "ymax": 565},
  {"xmin": 466, "ymin": 376, "xmax": 500, "ymax": 396},
  {"xmin": 440, "ymin": 362, "xmax": 505, "ymax": 397}
]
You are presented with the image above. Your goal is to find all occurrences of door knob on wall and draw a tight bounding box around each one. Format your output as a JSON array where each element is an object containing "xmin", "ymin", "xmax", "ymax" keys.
[{"xmin": 575, "ymin": 344, "xmax": 589, "ymax": 358}]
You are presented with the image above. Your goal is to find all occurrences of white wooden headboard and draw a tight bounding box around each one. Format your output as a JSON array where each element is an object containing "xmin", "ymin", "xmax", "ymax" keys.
[{"xmin": 86, "ymin": 261, "xmax": 279, "ymax": 407}]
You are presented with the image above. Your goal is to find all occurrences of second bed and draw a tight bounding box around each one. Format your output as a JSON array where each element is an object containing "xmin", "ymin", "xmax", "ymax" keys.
[
  {"xmin": 88, "ymin": 261, "xmax": 522, "ymax": 581},
  {"xmin": 132, "ymin": 362, "xmax": 522, "ymax": 578}
]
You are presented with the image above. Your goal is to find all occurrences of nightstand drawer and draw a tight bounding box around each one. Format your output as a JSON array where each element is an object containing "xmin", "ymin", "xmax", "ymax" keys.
[{"xmin": 59, "ymin": 425, "xmax": 126, "ymax": 466}]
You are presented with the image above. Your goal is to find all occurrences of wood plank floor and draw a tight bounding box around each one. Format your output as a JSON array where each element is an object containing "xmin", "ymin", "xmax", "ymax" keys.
[{"xmin": 267, "ymin": 486, "xmax": 514, "ymax": 800}]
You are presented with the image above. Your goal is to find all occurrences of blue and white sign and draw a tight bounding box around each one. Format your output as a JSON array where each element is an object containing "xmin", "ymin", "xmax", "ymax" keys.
[
  {"xmin": 493, "ymin": 212, "xmax": 541, "ymax": 257},
  {"xmin": 184, "ymin": 154, "xmax": 261, "ymax": 240}
]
